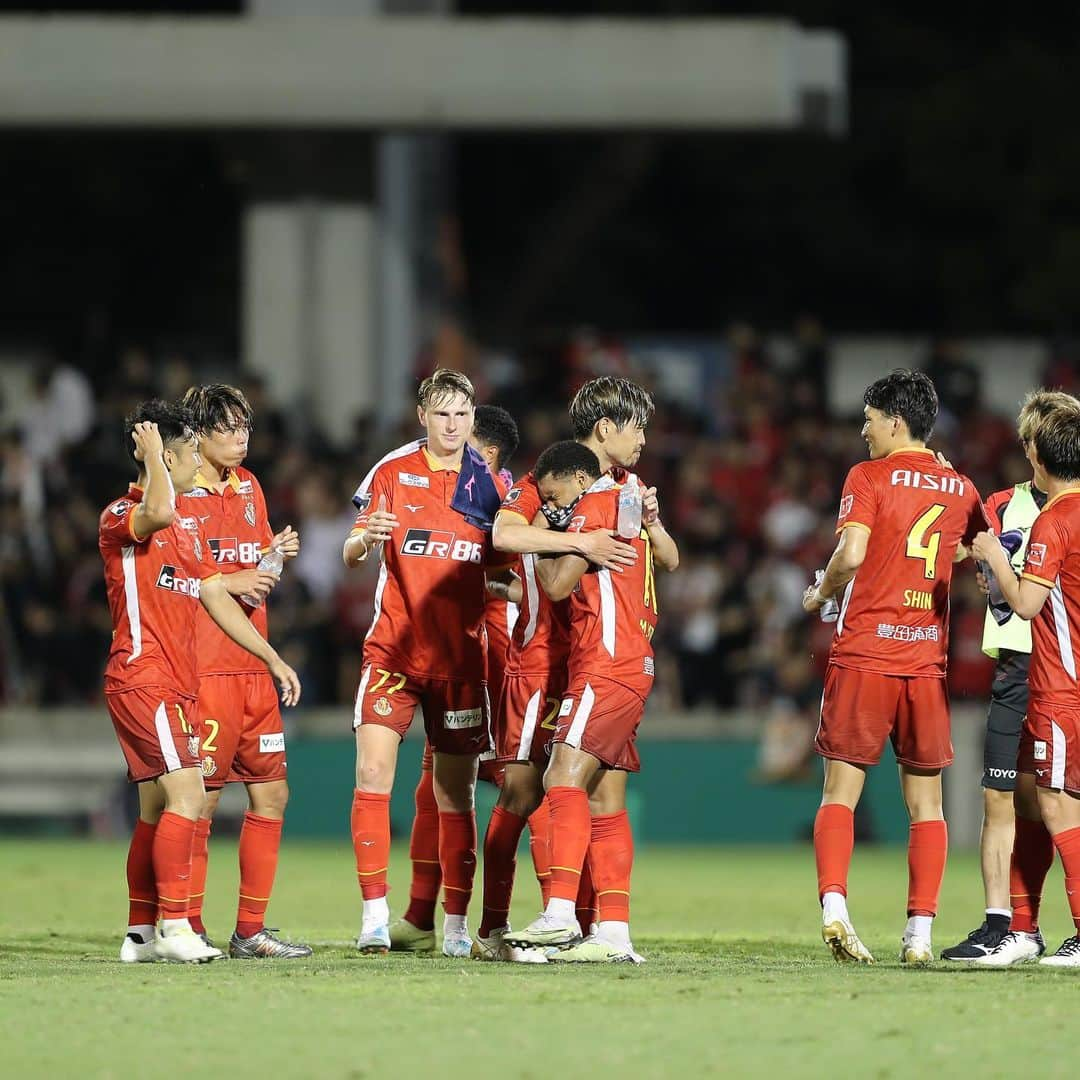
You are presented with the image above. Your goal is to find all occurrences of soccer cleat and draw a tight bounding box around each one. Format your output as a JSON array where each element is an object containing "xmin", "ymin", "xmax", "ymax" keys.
[
  {"xmin": 822, "ymin": 918, "xmax": 875, "ymax": 964},
  {"xmin": 356, "ymin": 924, "xmax": 391, "ymax": 954},
  {"xmin": 388, "ymin": 917, "xmax": 436, "ymax": 953},
  {"xmin": 973, "ymin": 929, "xmax": 1045, "ymax": 967},
  {"xmin": 153, "ymin": 925, "xmax": 224, "ymax": 964},
  {"xmin": 198, "ymin": 931, "xmax": 216, "ymax": 950},
  {"xmin": 228, "ymin": 928, "xmax": 313, "ymax": 959},
  {"xmin": 441, "ymin": 928, "xmax": 474, "ymax": 958},
  {"xmin": 503, "ymin": 913, "xmax": 583, "ymax": 951},
  {"xmin": 899, "ymin": 935, "xmax": 933, "ymax": 966},
  {"xmin": 1038, "ymin": 935, "xmax": 1080, "ymax": 967},
  {"xmin": 119, "ymin": 931, "xmax": 157, "ymax": 964},
  {"xmin": 549, "ymin": 935, "xmax": 645, "ymax": 965},
  {"xmin": 941, "ymin": 921, "xmax": 1008, "ymax": 961},
  {"xmin": 470, "ymin": 926, "xmax": 548, "ymax": 964}
]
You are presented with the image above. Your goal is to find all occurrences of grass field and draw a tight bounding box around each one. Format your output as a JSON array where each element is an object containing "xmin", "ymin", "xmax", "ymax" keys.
[{"xmin": 2, "ymin": 839, "xmax": 1076, "ymax": 1078}]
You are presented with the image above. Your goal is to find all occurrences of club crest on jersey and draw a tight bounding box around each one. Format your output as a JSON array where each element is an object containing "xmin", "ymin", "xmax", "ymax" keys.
[
  {"xmin": 244, "ymin": 500, "xmax": 257, "ymax": 528},
  {"xmin": 155, "ymin": 565, "xmax": 201, "ymax": 597},
  {"xmin": 1028, "ymin": 543, "xmax": 1046, "ymax": 568},
  {"xmin": 399, "ymin": 472, "xmax": 430, "ymax": 489},
  {"xmin": 201, "ymin": 755, "xmax": 217, "ymax": 778},
  {"xmin": 400, "ymin": 529, "xmax": 482, "ymax": 563},
  {"xmin": 373, "ymin": 697, "xmax": 393, "ymax": 717}
]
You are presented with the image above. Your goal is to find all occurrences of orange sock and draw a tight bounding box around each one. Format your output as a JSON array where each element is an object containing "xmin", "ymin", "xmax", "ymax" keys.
[
  {"xmin": 1053, "ymin": 825, "xmax": 1080, "ymax": 931},
  {"xmin": 527, "ymin": 798, "xmax": 552, "ymax": 906},
  {"xmin": 351, "ymin": 789, "xmax": 391, "ymax": 900},
  {"xmin": 590, "ymin": 811, "xmax": 633, "ymax": 924},
  {"xmin": 907, "ymin": 819, "xmax": 948, "ymax": 916},
  {"xmin": 1010, "ymin": 816, "xmax": 1054, "ymax": 932},
  {"xmin": 480, "ymin": 804, "xmax": 526, "ymax": 938},
  {"xmin": 153, "ymin": 811, "xmax": 196, "ymax": 921},
  {"xmin": 403, "ymin": 768, "xmax": 442, "ymax": 931},
  {"xmin": 187, "ymin": 816, "xmax": 211, "ymax": 935},
  {"xmin": 547, "ymin": 786, "xmax": 591, "ymax": 904},
  {"xmin": 236, "ymin": 812, "xmax": 283, "ymax": 939},
  {"xmin": 439, "ymin": 810, "xmax": 477, "ymax": 917},
  {"xmin": 576, "ymin": 851, "xmax": 597, "ymax": 935},
  {"xmin": 813, "ymin": 803, "xmax": 854, "ymax": 900},
  {"xmin": 126, "ymin": 818, "xmax": 157, "ymax": 927}
]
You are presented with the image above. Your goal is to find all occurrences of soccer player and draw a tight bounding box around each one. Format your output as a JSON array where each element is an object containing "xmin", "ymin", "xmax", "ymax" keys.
[
  {"xmin": 942, "ymin": 390, "xmax": 1078, "ymax": 961},
  {"xmin": 178, "ymin": 384, "xmax": 311, "ymax": 959},
  {"xmin": 100, "ymin": 400, "xmax": 300, "ymax": 964},
  {"xmin": 343, "ymin": 370, "xmax": 515, "ymax": 957},
  {"xmin": 504, "ymin": 439, "xmax": 679, "ymax": 963},
  {"xmin": 803, "ymin": 369, "xmax": 985, "ymax": 966},
  {"xmin": 972, "ymin": 402, "xmax": 1080, "ymax": 968},
  {"xmin": 389, "ymin": 404, "xmax": 552, "ymax": 953},
  {"xmin": 477, "ymin": 378, "xmax": 650, "ymax": 960}
]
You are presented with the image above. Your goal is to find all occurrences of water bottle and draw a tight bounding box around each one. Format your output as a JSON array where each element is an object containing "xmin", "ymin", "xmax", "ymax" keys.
[
  {"xmin": 241, "ymin": 547, "xmax": 284, "ymax": 608},
  {"xmin": 979, "ymin": 529, "xmax": 1024, "ymax": 626},
  {"xmin": 617, "ymin": 475, "xmax": 643, "ymax": 539},
  {"xmin": 814, "ymin": 569, "xmax": 840, "ymax": 623}
]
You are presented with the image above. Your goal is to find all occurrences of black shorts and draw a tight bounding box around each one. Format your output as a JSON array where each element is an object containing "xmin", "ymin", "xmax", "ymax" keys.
[{"xmin": 982, "ymin": 649, "xmax": 1030, "ymax": 791}]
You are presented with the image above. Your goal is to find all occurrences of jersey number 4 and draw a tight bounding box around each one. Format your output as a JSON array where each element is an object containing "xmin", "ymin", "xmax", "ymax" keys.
[{"xmin": 905, "ymin": 504, "xmax": 946, "ymax": 579}]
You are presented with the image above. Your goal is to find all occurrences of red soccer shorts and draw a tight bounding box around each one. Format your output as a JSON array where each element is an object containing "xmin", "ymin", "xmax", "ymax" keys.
[
  {"xmin": 420, "ymin": 738, "xmax": 503, "ymax": 785},
  {"xmin": 496, "ymin": 672, "xmax": 568, "ymax": 766},
  {"xmin": 353, "ymin": 664, "xmax": 492, "ymax": 756},
  {"xmin": 815, "ymin": 663, "xmax": 952, "ymax": 769},
  {"xmin": 1018, "ymin": 698, "xmax": 1080, "ymax": 794},
  {"xmin": 194, "ymin": 672, "xmax": 287, "ymax": 790},
  {"xmin": 553, "ymin": 674, "xmax": 645, "ymax": 773},
  {"xmin": 105, "ymin": 687, "xmax": 201, "ymax": 783}
]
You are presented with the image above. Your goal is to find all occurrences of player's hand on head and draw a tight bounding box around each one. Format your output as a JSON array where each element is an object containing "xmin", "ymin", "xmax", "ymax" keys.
[
  {"xmin": 270, "ymin": 657, "xmax": 302, "ymax": 707},
  {"xmin": 131, "ymin": 421, "xmax": 164, "ymax": 463},
  {"xmin": 642, "ymin": 486, "xmax": 660, "ymax": 526},
  {"xmin": 271, "ymin": 524, "xmax": 300, "ymax": 559},
  {"xmin": 580, "ymin": 529, "xmax": 637, "ymax": 572},
  {"xmin": 364, "ymin": 494, "xmax": 399, "ymax": 544}
]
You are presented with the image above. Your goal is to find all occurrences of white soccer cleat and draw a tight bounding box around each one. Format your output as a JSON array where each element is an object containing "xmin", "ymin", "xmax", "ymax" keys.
[
  {"xmin": 1038, "ymin": 935, "xmax": 1080, "ymax": 967},
  {"xmin": 356, "ymin": 924, "xmax": 391, "ymax": 955},
  {"xmin": 549, "ymin": 935, "xmax": 645, "ymax": 965},
  {"xmin": 442, "ymin": 928, "xmax": 474, "ymax": 958},
  {"xmin": 119, "ymin": 931, "xmax": 157, "ymax": 964},
  {"xmin": 153, "ymin": 924, "xmax": 224, "ymax": 964},
  {"xmin": 973, "ymin": 929, "xmax": 1045, "ymax": 968},
  {"xmin": 822, "ymin": 918, "xmax": 875, "ymax": 964},
  {"xmin": 470, "ymin": 926, "xmax": 548, "ymax": 964},
  {"xmin": 899, "ymin": 934, "xmax": 933, "ymax": 966},
  {"xmin": 388, "ymin": 917, "xmax": 436, "ymax": 953},
  {"xmin": 503, "ymin": 912, "xmax": 583, "ymax": 951}
]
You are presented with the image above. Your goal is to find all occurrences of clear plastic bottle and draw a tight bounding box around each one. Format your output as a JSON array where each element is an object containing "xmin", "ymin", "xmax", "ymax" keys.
[
  {"xmin": 617, "ymin": 475, "xmax": 643, "ymax": 539},
  {"xmin": 241, "ymin": 547, "xmax": 284, "ymax": 608}
]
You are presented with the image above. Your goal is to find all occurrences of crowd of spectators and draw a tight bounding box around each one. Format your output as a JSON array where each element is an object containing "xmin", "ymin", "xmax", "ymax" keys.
[{"xmin": 3, "ymin": 332, "xmax": 1077, "ymax": 780}]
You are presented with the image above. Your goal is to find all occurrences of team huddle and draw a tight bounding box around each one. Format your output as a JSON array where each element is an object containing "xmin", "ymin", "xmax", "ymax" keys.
[{"xmin": 98, "ymin": 364, "xmax": 1080, "ymax": 968}]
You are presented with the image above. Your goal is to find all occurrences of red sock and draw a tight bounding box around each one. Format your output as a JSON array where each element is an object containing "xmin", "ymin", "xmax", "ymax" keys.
[
  {"xmin": 907, "ymin": 819, "xmax": 948, "ymax": 916},
  {"xmin": 439, "ymin": 810, "xmax": 477, "ymax": 917},
  {"xmin": 403, "ymin": 768, "xmax": 442, "ymax": 931},
  {"xmin": 1010, "ymin": 816, "xmax": 1054, "ymax": 933},
  {"xmin": 1053, "ymin": 825, "xmax": 1080, "ymax": 931},
  {"xmin": 126, "ymin": 818, "xmax": 157, "ymax": 927},
  {"xmin": 527, "ymin": 798, "xmax": 552, "ymax": 905},
  {"xmin": 547, "ymin": 786, "xmax": 592, "ymax": 903},
  {"xmin": 480, "ymin": 804, "xmax": 527, "ymax": 937},
  {"xmin": 153, "ymin": 811, "xmax": 196, "ymax": 921},
  {"xmin": 576, "ymin": 851, "xmax": 598, "ymax": 936},
  {"xmin": 814, "ymin": 803, "xmax": 854, "ymax": 900},
  {"xmin": 236, "ymin": 812, "xmax": 283, "ymax": 939},
  {"xmin": 591, "ymin": 811, "xmax": 633, "ymax": 924},
  {"xmin": 351, "ymin": 789, "xmax": 391, "ymax": 900},
  {"xmin": 187, "ymin": 817, "xmax": 211, "ymax": 935}
]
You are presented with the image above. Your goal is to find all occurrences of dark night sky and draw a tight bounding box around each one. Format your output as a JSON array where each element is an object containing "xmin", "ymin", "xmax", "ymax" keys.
[{"xmin": 2, "ymin": 2, "xmax": 1080, "ymax": 356}]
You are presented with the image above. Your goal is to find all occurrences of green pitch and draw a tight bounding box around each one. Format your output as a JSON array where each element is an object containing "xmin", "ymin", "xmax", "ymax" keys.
[{"xmin": 1, "ymin": 839, "xmax": 1072, "ymax": 1078}]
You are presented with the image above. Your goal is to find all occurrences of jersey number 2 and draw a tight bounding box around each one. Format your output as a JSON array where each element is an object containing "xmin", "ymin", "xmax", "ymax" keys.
[{"xmin": 906, "ymin": 504, "xmax": 946, "ymax": 579}]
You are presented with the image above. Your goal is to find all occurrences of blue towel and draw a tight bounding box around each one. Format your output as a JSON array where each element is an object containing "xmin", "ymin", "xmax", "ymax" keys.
[{"xmin": 451, "ymin": 443, "xmax": 503, "ymax": 533}]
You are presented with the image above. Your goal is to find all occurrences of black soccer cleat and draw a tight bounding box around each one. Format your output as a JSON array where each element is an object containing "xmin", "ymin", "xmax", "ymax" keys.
[{"xmin": 940, "ymin": 920, "xmax": 1008, "ymax": 961}]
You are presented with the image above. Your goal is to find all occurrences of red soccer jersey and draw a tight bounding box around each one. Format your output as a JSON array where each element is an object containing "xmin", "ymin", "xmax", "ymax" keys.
[
  {"xmin": 500, "ymin": 472, "xmax": 573, "ymax": 676},
  {"xmin": 564, "ymin": 476, "xmax": 658, "ymax": 700},
  {"xmin": 180, "ymin": 466, "xmax": 274, "ymax": 677},
  {"xmin": 1021, "ymin": 489, "xmax": 1080, "ymax": 703},
  {"xmin": 352, "ymin": 441, "xmax": 509, "ymax": 684},
  {"xmin": 828, "ymin": 448, "xmax": 985, "ymax": 678},
  {"xmin": 99, "ymin": 486, "xmax": 220, "ymax": 699}
]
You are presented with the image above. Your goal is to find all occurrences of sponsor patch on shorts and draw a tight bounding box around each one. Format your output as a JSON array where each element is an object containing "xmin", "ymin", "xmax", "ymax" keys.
[
  {"xmin": 558, "ymin": 697, "xmax": 574, "ymax": 717},
  {"xmin": 1034, "ymin": 740, "xmax": 1048, "ymax": 761},
  {"xmin": 443, "ymin": 709, "xmax": 482, "ymax": 730},
  {"xmin": 260, "ymin": 733, "xmax": 286, "ymax": 753}
]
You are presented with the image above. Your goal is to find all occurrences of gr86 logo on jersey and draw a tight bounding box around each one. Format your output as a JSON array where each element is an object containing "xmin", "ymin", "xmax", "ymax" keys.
[
  {"xmin": 208, "ymin": 537, "xmax": 262, "ymax": 565},
  {"xmin": 401, "ymin": 528, "xmax": 482, "ymax": 563}
]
